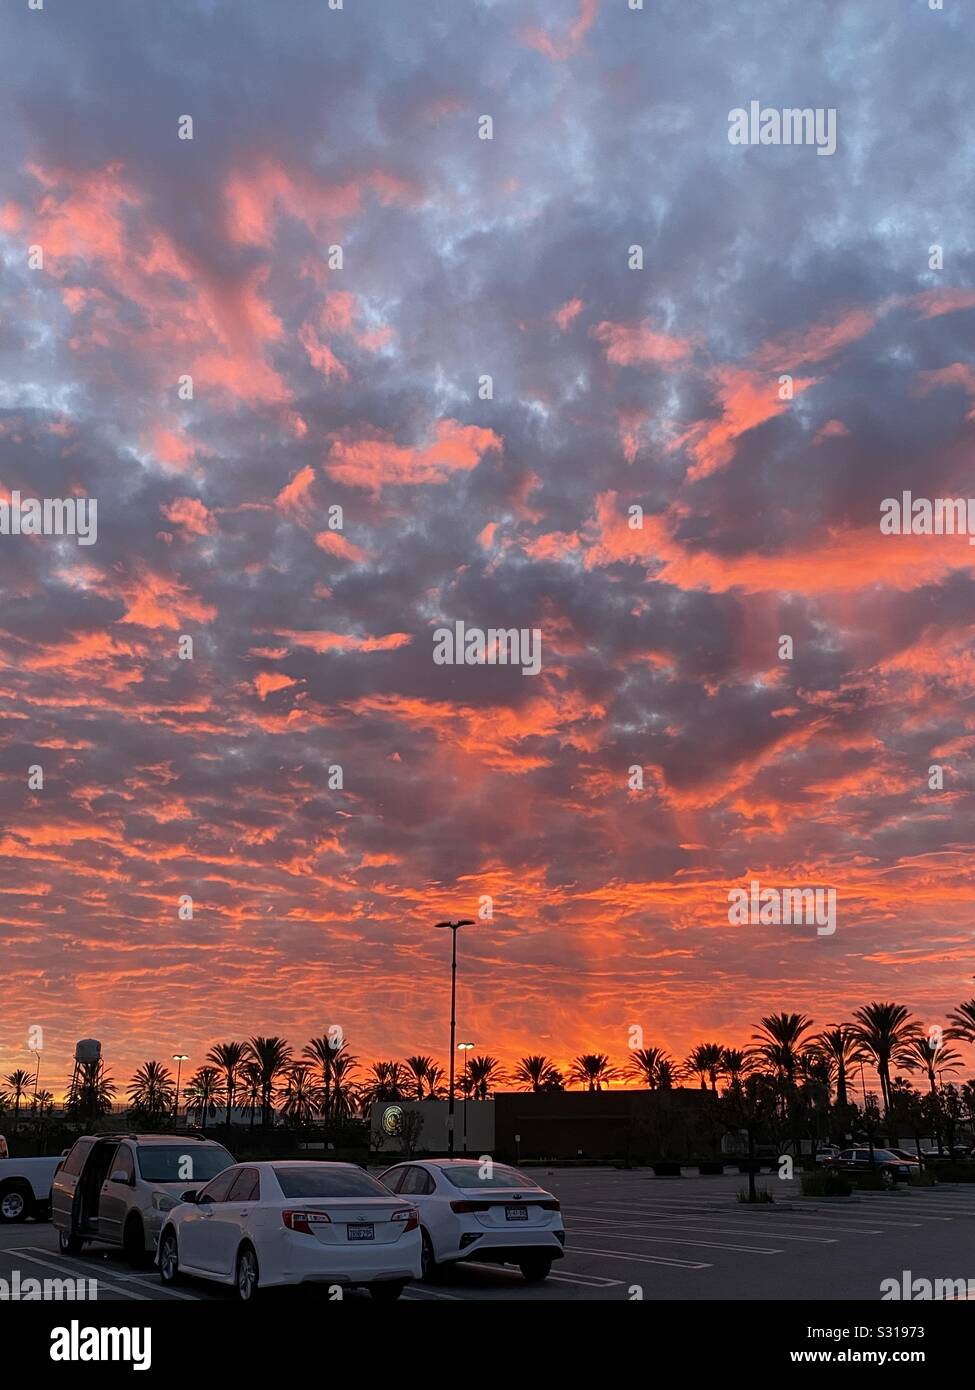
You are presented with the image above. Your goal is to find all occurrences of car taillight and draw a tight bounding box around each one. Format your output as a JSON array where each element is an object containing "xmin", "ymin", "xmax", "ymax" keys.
[
  {"xmin": 391, "ymin": 1207, "xmax": 418, "ymax": 1232},
  {"xmin": 538, "ymin": 1199, "xmax": 560, "ymax": 1211},
  {"xmin": 450, "ymin": 1200, "xmax": 487, "ymax": 1214},
  {"xmin": 283, "ymin": 1210, "xmax": 332, "ymax": 1234}
]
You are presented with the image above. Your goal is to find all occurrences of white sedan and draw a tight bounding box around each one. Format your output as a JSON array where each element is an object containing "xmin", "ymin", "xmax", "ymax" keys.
[
  {"xmin": 378, "ymin": 1158, "xmax": 565, "ymax": 1282},
  {"xmin": 157, "ymin": 1161, "xmax": 421, "ymax": 1301}
]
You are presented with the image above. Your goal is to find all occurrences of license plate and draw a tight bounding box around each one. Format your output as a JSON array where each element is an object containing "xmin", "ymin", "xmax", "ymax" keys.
[
  {"xmin": 347, "ymin": 1223, "xmax": 374, "ymax": 1241},
  {"xmin": 505, "ymin": 1205, "xmax": 528, "ymax": 1221}
]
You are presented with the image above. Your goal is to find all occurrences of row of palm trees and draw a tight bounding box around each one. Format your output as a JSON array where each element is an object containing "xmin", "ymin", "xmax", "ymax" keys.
[{"xmin": 5, "ymin": 998, "xmax": 974, "ymax": 1129}]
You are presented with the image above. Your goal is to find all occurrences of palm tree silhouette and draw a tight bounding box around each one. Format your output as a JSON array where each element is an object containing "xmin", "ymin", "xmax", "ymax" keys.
[
  {"xmin": 247, "ymin": 1037, "xmax": 292, "ymax": 1127},
  {"xmin": 4, "ymin": 1070, "xmax": 33, "ymax": 1131},
  {"xmin": 127, "ymin": 1061, "xmax": 175, "ymax": 1123},
  {"xmin": 685, "ymin": 1043, "xmax": 725, "ymax": 1092},
  {"xmin": 280, "ymin": 1064, "xmax": 318, "ymax": 1125},
  {"xmin": 810, "ymin": 1026, "xmax": 867, "ymax": 1108},
  {"xmin": 625, "ymin": 1047, "xmax": 675, "ymax": 1090},
  {"xmin": 751, "ymin": 1013, "xmax": 815, "ymax": 1086},
  {"xmin": 513, "ymin": 1055, "xmax": 561, "ymax": 1092},
  {"xmin": 404, "ymin": 1055, "xmax": 436, "ymax": 1101},
  {"xmin": 468, "ymin": 1055, "xmax": 506, "ymax": 1099},
  {"xmin": 947, "ymin": 998, "xmax": 975, "ymax": 1046},
  {"xmin": 568, "ymin": 1054, "xmax": 618, "ymax": 1092},
  {"xmin": 183, "ymin": 1067, "xmax": 224, "ymax": 1131},
  {"xmin": 851, "ymin": 1003, "xmax": 921, "ymax": 1116},
  {"xmin": 206, "ymin": 1041, "xmax": 248, "ymax": 1129},
  {"xmin": 303, "ymin": 1036, "xmax": 358, "ymax": 1124}
]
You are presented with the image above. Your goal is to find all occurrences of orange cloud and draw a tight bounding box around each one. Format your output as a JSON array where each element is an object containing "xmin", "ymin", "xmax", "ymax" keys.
[
  {"xmin": 325, "ymin": 419, "xmax": 502, "ymax": 494},
  {"xmin": 592, "ymin": 318, "xmax": 695, "ymax": 367}
]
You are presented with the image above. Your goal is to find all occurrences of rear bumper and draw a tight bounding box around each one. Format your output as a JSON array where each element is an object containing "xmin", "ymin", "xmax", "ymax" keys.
[
  {"xmin": 445, "ymin": 1230, "xmax": 565, "ymax": 1266},
  {"xmin": 276, "ymin": 1232, "xmax": 422, "ymax": 1287}
]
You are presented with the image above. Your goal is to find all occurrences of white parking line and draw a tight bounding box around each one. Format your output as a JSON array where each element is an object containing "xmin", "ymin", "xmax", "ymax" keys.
[
  {"xmin": 570, "ymin": 1202, "xmax": 901, "ymax": 1234},
  {"xmin": 559, "ymin": 1246, "xmax": 711, "ymax": 1270},
  {"xmin": 9, "ymin": 1248, "xmax": 149, "ymax": 1301},
  {"xmin": 400, "ymin": 1285, "xmax": 461, "ymax": 1300},
  {"xmin": 570, "ymin": 1216, "xmax": 837, "ymax": 1244},
  {"xmin": 20, "ymin": 1246, "xmax": 201, "ymax": 1301},
  {"xmin": 568, "ymin": 1230, "xmax": 781, "ymax": 1255},
  {"xmin": 547, "ymin": 1272, "xmax": 623, "ymax": 1288}
]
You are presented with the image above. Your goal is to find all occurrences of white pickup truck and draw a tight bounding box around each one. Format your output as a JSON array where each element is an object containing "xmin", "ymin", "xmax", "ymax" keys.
[{"xmin": 0, "ymin": 1137, "xmax": 61, "ymax": 1223}]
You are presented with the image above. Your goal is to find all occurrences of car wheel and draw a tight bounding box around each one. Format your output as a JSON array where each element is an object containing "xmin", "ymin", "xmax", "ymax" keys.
[
  {"xmin": 420, "ymin": 1228, "xmax": 440, "ymax": 1283},
  {"xmin": 519, "ymin": 1255, "xmax": 553, "ymax": 1283},
  {"xmin": 58, "ymin": 1228, "xmax": 85, "ymax": 1255},
  {"xmin": 370, "ymin": 1280, "xmax": 407, "ymax": 1302},
  {"xmin": 0, "ymin": 1183, "xmax": 32, "ymax": 1224},
  {"xmin": 158, "ymin": 1231, "xmax": 183, "ymax": 1286},
  {"xmin": 881, "ymin": 1168, "xmax": 896, "ymax": 1188},
  {"xmin": 235, "ymin": 1244, "xmax": 260, "ymax": 1302},
  {"xmin": 123, "ymin": 1215, "xmax": 152, "ymax": 1268}
]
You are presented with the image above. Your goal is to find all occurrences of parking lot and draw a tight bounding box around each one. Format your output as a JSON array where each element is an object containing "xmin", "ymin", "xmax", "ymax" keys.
[{"xmin": 2, "ymin": 1169, "xmax": 974, "ymax": 1302}]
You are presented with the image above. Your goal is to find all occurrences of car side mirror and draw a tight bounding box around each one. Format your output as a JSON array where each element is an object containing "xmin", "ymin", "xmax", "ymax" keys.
[
  {"xmin": 180, "ymin": 1189, "xmax": 199, "ymax": 1204},
  {"xmin": 110, "ymin": 1169, "xmax": 132, "ymax": 1185}
]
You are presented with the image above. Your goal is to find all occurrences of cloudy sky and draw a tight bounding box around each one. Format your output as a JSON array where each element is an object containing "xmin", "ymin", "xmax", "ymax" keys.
[{"xmin": 0, "ymin": 0, "xmax": 972, "ymax": 1097}]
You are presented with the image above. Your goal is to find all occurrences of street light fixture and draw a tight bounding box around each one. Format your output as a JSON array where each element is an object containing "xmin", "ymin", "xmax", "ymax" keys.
[
  {"xmin": 458, "ymin": 1043, "xmax": 475, "ymax": 1153},
  {"xmin": 172, "ymin": 1054, "xmax": 189, "ymax": 1129},
  {"xmin": 434, "ymin": 919, "xmax": 475, "ymax": 1156}
]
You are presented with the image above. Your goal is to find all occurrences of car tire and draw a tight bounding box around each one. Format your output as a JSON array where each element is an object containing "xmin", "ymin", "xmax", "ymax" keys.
[
  {"xmin": 235, "ymin": 1243, "xmax": 260, "ymax": 1302},
  {"xmin": 58, "ymin": 1228, "xmax": 85, "ymax": 1256},
  {"xmin": 881, "ymin": 1169, "xmax": 896, "ymax": 1188},
  {"xmin": 419, "ymin": 1228, "xmax": 440, "ymax": 1283},
  {"xmin": 123, "ymin": 1215, "xmax": 152, "ymax": 1268},
  {"xmin": 370, "ymin": 1280, "xmax": 407, "ymax": 1302},
  {"xmin": 0, "ymin": 1182, "xmax": 33, "ymax": 1224},
  {"xmin": 158, "ymin": 1230, "xmax": 183, "ymax": 1286},
  {"xmin": 519, "ymin": 1255, "xmax": 553, "ymax": 1283}
]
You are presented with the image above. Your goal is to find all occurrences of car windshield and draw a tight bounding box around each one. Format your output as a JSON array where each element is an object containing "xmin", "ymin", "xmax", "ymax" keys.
[
  {"xmin": 273, "ymin": 1166, "xmax": 391, "ymax": 1199},
  {"xmin": 440, "ymin": 1164, "xmax": 540, "ymax": 1190},
  {"xmin": 136, "ymin": 1145, "xmax": 234, "ymax": 1184}
]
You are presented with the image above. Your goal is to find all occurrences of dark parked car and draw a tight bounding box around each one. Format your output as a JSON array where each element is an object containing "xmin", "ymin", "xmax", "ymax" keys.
[{"xmin": 826, "ymin": 1148, "xmax": 919, "ymax": 1186}]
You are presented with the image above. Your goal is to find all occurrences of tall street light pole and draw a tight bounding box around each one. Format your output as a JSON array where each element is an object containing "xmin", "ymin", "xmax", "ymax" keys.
[
  {"xmin": 172, "ymin": 1053, "xmax": 189, "ymax": 1129},
  {"xmin": 458, "ymin": 1043, "xmax": 474, "ymax": 1154},
  {"xmin": 434, "ymin": 920, "xmax": 474, "ymax": 1156}
]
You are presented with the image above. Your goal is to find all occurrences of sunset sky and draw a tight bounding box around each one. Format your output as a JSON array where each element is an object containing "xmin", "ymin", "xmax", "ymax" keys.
[{"xmin": 0, "ymin": 1, "xmax": 973, "ymax": 1100}]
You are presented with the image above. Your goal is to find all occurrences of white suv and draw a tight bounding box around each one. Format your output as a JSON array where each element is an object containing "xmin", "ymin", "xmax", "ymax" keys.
[{"xmin": 52, "ymin": 1133, "xmax": 235, "ymax": 1264}]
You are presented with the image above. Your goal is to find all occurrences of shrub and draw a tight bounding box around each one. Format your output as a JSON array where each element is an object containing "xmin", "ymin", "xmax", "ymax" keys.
[
  {"xmin": 737, "ymin": 1186, "xmax": 774, "ymax": 1204},
  {"xmin": 800, "ymin": 1168, "xmax": 852, "ymax": 1197}
]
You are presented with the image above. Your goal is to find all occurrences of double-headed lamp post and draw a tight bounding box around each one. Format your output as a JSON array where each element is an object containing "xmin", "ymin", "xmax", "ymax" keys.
[
  {"xmin": 172, "ymin": 1054, "xmax": 189, "ymax": 1129},
  {"xmin": 434, "ymin": 919, "xmax": 475, "ymax": 1156},
  {"xmin": 458, "ymin": 1043, "xmax": 475, "ymax": 1153}
]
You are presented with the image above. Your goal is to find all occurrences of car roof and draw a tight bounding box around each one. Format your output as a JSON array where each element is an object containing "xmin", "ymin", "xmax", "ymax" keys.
[{"xmin": 89, "ymin": 1133, "xmax": 227, "ymax": 1144}]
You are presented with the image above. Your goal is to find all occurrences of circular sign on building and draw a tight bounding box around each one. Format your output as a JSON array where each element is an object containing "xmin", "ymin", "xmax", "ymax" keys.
[{"xmin": 381, "ymin": 1104, "xmax": 403, "ymax": 1137}]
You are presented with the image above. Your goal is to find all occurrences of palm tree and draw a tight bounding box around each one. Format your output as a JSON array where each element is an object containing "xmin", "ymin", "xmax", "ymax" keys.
[
  {"xmin": 404, "ymin": 1055, "xmax": 436, "ymax": 1101},
  {"xmin": 721, "ymin": 1048, "xmax": 751, "ymax": 1087},
  {"xmin": 4, "ymin": 1070, "xmax": 33, "ymax": 1130},
  {"xmin": 66, "ymin": 1060, "xmax": 116, "ymax": 1120},
  {"xmin": 279, "ymin": 1064, "xmax": 318, "ymax": 1125},
  {"xmin": 206, "ymin": 1041, "xmax": 248, "ymax": 1129},
  {"xmin": 127, "ymin": 1061, "xmax": 175, "ymax": 1123},
  {"xmin": 468, "ymin": 1055, "xmax": 506, "ymax": 1100},
  {"xmin": 810, "ymin": 1026, "xmax": 868, "ymax": 1108},
  {"xmin": 685, "ymin": 1044, "xmax": 725, "ymax": 1093},
  {"xmin": 626, "ymin": 1047, "xmax": 675, "ymax": 1090},
  {"xmin": 947, "ymin": 999, "xmax": 975, "ymax": 1046},
  {"xmin": 247, "ymin": 1036, "xmax": 292, "ymax": 1127},
  {"xmin": 329, "ymin": 1050, "xmax": 360, "ymax": 1118},
  {"xmin": 902, "ymin": 1034, "xmax": 963, "ymax": 1097},
  {"xmin": 751, "ymin": 1013, "xmax": 815, "ymax": 1086},
  {"xmin": 238, "ymin": 1061, "xmax": 262, "ymax": 1128},
  {"xmin": 513, "ymin": 1055, "xmax": 561, "ymax": 1092},
  {"xmin": 303, "ymin": 1036, "xmax": 358, "ymax": 1123},
  {"xmin": 182, "ymin": 1067, "xmax": 224, "ymax": 1131},
  {"xmin": 568, "ymin": 1054, "xmax": 618, "ymax": 1092},
  {"xmin": 360, "ymin": 1061, "xmax": 407, "ymax": 1107},
  {"xmin": 851, "ymin": 1002, "xmax": 921, "ymax": 1116}
]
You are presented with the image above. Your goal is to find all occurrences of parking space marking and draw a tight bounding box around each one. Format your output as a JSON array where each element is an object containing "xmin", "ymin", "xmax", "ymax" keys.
[
  {"xmin": 558, "ymin": 1246, "xmax": 712, "ymax": 1270},
  {"xmin": 18, "ymin": 1246, "xmax": 201, "ymax": 1301},
  {"xmin": 570, "ymin": 1202, "xmax": 906, "ymax": 1233},
  {"xmin": 569, "ymin": 1216, "xmax": 837, "ymax": 1244},
  {"xmin": 547, "ymin": 1271, "xmax": 623, "ymax": 1288},
  {"xmin": 401, "ymin": 1286, "xmax": 461, "ymax": 1300},
  {"xmin": 567, "ymin": 1229, "xmax": 782, "ymax": 1255},
  {"xmin": 9, "ymin": 1248, "xmax": 150, "ymax": 1301}
]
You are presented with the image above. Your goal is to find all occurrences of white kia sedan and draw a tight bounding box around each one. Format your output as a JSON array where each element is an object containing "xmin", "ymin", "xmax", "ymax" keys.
[
  {"xmin": 378, "ymin": 1158, "xmax": 565, "ymax": 1282},
  {"xmin": 157, "ymin": 1161, "xmax": 421, "ymax": 1301}
]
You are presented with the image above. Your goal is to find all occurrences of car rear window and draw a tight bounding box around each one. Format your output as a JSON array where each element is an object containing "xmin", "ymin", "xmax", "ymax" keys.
[
  {"xmin": 272, "ymin": 1166, "xmax": 390, "ymax": 1199},
  {"xmin": 440, "ymin": 1164, "xmax": 540, "ymax": 1190},
  {"xmin": 136, "ymin": 1144, "xmax": 234, "ymax": 1183}
]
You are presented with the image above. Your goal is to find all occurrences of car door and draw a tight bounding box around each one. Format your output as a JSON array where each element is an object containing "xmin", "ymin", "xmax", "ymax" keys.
[
  {"xmin": 205, "ymin": 1167, "xmax": 261, "ymax": 1277},
  {"xmin": 178, "ymin": 1168, "xmax": 238, "ymax": 1272},
  {"xmin": 98, "ymin": 1143, "xmax": 135, "ymax": 1245},
  {"xmin": 52, "ymin": 1139, "xmax": 94, "ymax": 1230}
]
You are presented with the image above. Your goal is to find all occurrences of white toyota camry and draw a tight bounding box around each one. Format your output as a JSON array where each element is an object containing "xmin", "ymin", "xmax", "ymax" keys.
[
  {"xmin": 378, "ymin": 1158, "xmax": 565, "ymax": 1282},
  {"xmin": 157, "ymin": 1160, "xmax": 421, "ymax": 1301}
]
